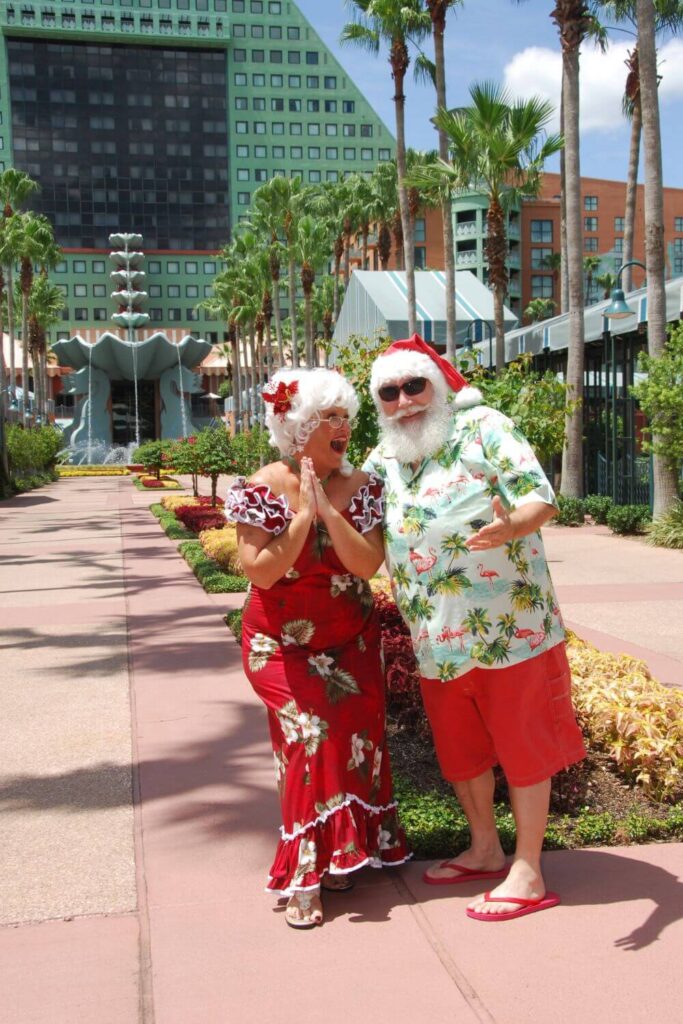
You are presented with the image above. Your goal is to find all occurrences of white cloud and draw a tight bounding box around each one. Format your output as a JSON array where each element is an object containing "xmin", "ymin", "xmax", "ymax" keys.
[{"xmin": 503, "ymin": 38, "xmax": 683, "ymax": 136}]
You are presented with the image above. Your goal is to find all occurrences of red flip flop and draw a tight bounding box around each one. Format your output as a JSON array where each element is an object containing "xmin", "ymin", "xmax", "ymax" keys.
[
  {"xmin": 422, "ymin": 861, "xmax": 509, "ymax": 886},
  {"xmin": 466, "ymin": 891, "xmax": 561, "ymax": 921}
]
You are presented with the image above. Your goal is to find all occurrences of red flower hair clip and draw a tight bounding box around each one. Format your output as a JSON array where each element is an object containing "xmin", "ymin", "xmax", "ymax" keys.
[{"xmin": 263, "ymin": 379, "xmax": 299, "ymax": 417}]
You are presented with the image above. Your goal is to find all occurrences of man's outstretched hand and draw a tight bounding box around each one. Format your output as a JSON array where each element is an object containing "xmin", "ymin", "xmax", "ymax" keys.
[{"xmin": 466, "ymin": 496, "xmax": 514, "ymax": 551}]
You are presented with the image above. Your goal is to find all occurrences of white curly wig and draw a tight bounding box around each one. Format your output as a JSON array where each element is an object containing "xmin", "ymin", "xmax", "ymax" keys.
[{"xmin": 263, "ymin": 367, "xmax": 359, "ymax": 461}]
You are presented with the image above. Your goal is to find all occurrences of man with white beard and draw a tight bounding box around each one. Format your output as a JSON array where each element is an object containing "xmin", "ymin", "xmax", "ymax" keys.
[{"xmin": 364, "ymin": 334, "xmax": 585, "ymax": 922}]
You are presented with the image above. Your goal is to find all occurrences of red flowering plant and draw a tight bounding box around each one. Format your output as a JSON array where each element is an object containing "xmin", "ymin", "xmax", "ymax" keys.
[
  {"xmin": 141, "ymin": 478, "xmax": 166, "ymax": 489},
  {"xmin": 262, "ymin": 379, "xmax": 298, "ymax": 417},
  {"xmin": 174, "ymin": 503, "xmax": 226, "ymax": 534}
]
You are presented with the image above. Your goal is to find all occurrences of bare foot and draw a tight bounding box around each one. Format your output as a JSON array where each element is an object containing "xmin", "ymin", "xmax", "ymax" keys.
[
  {"xmin": 424, "ymin": 845, "xmax": 506, "ymax": 883},
  {"xmin": 321, "ymin": 874, "xmax": 354, "ymax": 892},
  {"xmin": 467, "ymin": 860, "xmax": 544, "ymax": 916},
  {"xmin": 285, "ymin": 891, "xmax": 323, "ymax": 928}
]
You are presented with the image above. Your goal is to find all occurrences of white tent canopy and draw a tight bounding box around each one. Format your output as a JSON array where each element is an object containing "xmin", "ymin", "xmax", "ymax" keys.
[
  {"xmin": 332, "ymin": 270, "xmax": 517, "ymax": 351},
  {"xmin": 471, "ymin": 276, "xmax": 683, "ymax": 368}
]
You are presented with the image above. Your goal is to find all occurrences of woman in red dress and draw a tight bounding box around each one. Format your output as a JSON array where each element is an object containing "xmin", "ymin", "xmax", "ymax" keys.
[{"xmin": 225, "ymin": 368, "xmax": 409, "ymax": 929}]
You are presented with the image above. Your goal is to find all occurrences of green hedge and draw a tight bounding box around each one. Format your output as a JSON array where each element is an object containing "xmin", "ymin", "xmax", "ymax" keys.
[
  {"xmin": 177, "ymin": 540, "xmax": 249, "ymax": 593},
  {"xmin": 606, "ymin": 503, "xmax": 651, "ymax": 535},
  {"xmin": 149, "ymin": 503, "xmax": 195, "ymax": 541},
  {"xmin": 555, "ymin": 495, "xmax": 585, "ymax": 526}
]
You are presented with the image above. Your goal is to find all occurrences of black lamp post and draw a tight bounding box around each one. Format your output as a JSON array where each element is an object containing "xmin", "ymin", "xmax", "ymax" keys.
[{"xmin": 602, "ymin": 260, "xmax": 646, "ymax": 502}]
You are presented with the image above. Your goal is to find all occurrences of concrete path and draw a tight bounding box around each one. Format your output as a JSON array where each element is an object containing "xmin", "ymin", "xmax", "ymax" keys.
[{"xmin": 1, "ymin": 478, "xmax": 682, "ymax": 1024}]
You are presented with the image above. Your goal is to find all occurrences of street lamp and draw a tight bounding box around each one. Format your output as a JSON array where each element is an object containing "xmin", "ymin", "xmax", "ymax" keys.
[
  {"xmin": 602, "ymin": 259, "xmax": 646, "ymax": 503},
  {"xmin": 603, "ymin": 260, "xmax": 646, "ymax": 319},
  {"xmin": 466, "ymin": 318, "xmax": 493, "ymax": 370}
]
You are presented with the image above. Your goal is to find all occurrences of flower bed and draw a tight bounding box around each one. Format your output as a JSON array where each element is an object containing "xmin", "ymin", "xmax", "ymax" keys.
[
  {"xmin": 174, "ymin": 503, "xmax": 227, "ymax": 533},
  {"xmin": 149, "ymin": 504, "xmax": 247, "ymax": 591},
  {"xmin": 132, "ymin": 474, "xmax": 183, "ymax": 491},
  {"xmin": 160, "ymin": 494, "xmax": 225, "ymax": 512},
  {"xmin": 57, "ymin": 466, "xmax": 130, "ymax": 477},
  {"xmin": 199, "ymin": 525, "xmax": 242, "ymax": 574}
]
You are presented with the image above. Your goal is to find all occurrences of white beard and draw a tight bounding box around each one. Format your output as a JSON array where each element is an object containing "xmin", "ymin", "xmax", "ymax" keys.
[{"xmin": 378, "ymin": 399, "xmax": 453, "ymax": 464}]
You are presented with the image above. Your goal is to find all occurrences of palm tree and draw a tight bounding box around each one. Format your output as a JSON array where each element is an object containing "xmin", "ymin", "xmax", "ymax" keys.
[
  {"xmin": 16, "ymin": 213, "xmax": 60, "ymax": 423},
  {"xmin": 551, "ymin": 2, "xmax": 595, "ymax": 498},
  {"xmin": 312, "ymin": 274, "xmax": 339, "ymax": 365},
  {"xmin": 636, "ymin": 0, "xmax": 681, "ymax": 515},
  {"xmin": 416, "ymin": 82, "xmax": 562, "ymax": 371},
  {"xmin": 341, "ymin": 0, "xmax": 432, "ymax": 336},
  {"xmin": 524, "ymin": 297, "xmax": 557, "ymax": 323},
  {"xmin": 293, "ymin": 215, "xmax": 331, "ymax": 367},
  {"xmin": 583, "ymin": 253, "xmax": 602, "ymax": 304},
  {"xmin": 595, "ymin": 270, "xmax": 616, "ymax": 298},
  {"xmin": 369, "ymin": 161, "xmax": 398, "ymax": 270},
  {"xmin": 249, "ymin": 177, "xmax": 290, "ymax": 367},
  {"xmin": 426, "ymin": 0, "xmax": 459, "ymax": 359},
  {"xmin": 27, "ymin": 273, "xmax": 63, "ymax": 422},
  {"xmin": 0, "ymin": 169, "xmax": 39, "ymax": 404}
]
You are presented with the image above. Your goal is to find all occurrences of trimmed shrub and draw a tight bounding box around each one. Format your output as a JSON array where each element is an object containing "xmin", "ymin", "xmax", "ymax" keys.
[
  {"xmin": 647, "ymin": 499, "xmax": 683, "ymax": 549},
  {"xmin": 177, "ymin": 540, "xmax": 249, "ymax": 593},
  {"xmin": 555, "ymin": 495, "xmax": 585, "ymax": 526},
  {"xmin": 174, "ymin": 504, "xmax": 226, "ymax": 534},
  {"xmin": 149, "ymin": 503, "xmax": 195, "ymax": 541},
  {"xmin": 583, "ymin": 494, "xmax": 614, "ymax": 524},
  {"xmin": 606, "ymin": 503, "xmax": 651, "ymax": 535},
  {"xmin": 199, "ymin": 525, "xmax": 242, "ymax": 573},
  {"xmin": 225, "ymin": 608, "xmax": 244, "ymax": 642}
]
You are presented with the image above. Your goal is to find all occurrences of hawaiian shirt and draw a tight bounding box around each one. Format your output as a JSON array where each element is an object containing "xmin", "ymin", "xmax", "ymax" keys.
[{"xmin": 363, "ymin": 401, "xmax": 565, "ymax": 681}]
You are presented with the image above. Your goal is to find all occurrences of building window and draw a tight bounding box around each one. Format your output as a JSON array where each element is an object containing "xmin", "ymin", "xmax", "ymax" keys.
[
  {"xmin": 272, "ymin": 145, "xmax": 285, "ymax": 158},
  {"xmin": 75, "ymin": 308, "xmax": 88, "ymax": 321},
  {"xmin": 288, "ymin": 26, "xmax": 300, "ymax": 40},
  {"xmin": 288, "ymin": 51, "xmax": 301, "ymax": 64},
  {"xmin": 271, "ymin": 98, "xmax": 284, "ymax": 111},
  {"xmin": 268, "ymin": 0, "xmax": 280, "ymax": 10},
  {"xmin": 149, "ymin": 308, "xmax": 162, "ymax": 321},
  {"xmin": 530, "ymin": 219, "xmax": 552, "ymax": 243},
  {"xmin": 414, "ymin": 247, "xmax": 426, "ymax": 269},
  {"xmin": 234, "ymin": 73, "xmax": 247, "ymax": 86},
  {"xmin": 148, "ymin": 285, "xmax": 162, "ymax": 298},
  {"xmin": 270, "ymin": 26, "xmax": 282, "ymax": 39},
  {"xmin": 270, "ymin": 50, "xmax": 283, "ymax": 63},
  {"xmin": 343, "ymin": 147, "xmax": 356, "ymax": 160},
  {"xmin": 530, "ymin": 247, "xmax": 553, "ymax": 269},
  {"xmin": 167, "ymin": 308, "xmax": 181, "ymax": 322},
  {"xmin": 674, "ymin": 256, "xmax": 683, "ymax": 274},
  {"xmin": 186, "ymin": 309, "xmax": 199, "ymax": 321},
  {"xmin": 289, "ymin": 98, "xmax": 302, "ymax": 112},
  {"xmin": 306, "ymin": 52, "xmax": 319, "ymax": 65},
  {"xmin": 308, "ymin": 147, "xmax": 320, "ymax": 159},
  {"xmin": 325, "ymin": 124, "xmax": 338, "ymax": 136},
  {"xmin": 251, "ymin": 24, "xmax": 264, "ymax": 38},
  {"xmin": 325, "ymin": 99, "xmax": 337, "ymax": 113},
  {"xmin": 253, "ymin": 73, "xmax": 265, "ymax": 86},
  {"xmin": 378, "ymin": 148, "xmax": 391, "ymax": 161},
  {"xmin": 324, "ymin": 76, "xmax": 337, "ymax": 89},
  {"xmin": 235, "ymin": 96, "xmax": 248, "ymax": 110},
  {"xmin": 233, "ymin": 1, "xmax": 245, "ymax": 10},
  {"xmin": 93, "ymin": 284, "xmax": 107, "ymax": 298},
  {"xmin": 584, "ymin": 195, "xmax": 598, "ymax": 210},
  {"xmin": 531, "ymin": 275, "xmax": 553, "ymax": 298},
  {"xmin": 289, "ymin": 123, "xmax": 302, "ymax": 135},
  {"xmin": 327, "ymin": 170, "xmax": 339, "ymax": 182},
  {"xmin": 325, "ymin": 147, "xmax": 338, "ymax": 159},
  {"xmin": 168, "ymin": 262, "xmax": 180, "ymax": 274},
  {"xmin": 414, "ymin": 218, "xmax": 426, "ymax": 243},
  {"xmin": 361, "ymin": 148, "xmax": 373, "ymax": 160},
  {"xmin": 204, "ymin": 261, "xmax": 216, "ymax": 275},
  {"xmin": 360, "ymin": 124, "xmax": 373, "ymax": 137},
  {"xmin": 254, "ymin": 145, "xmax": 266, "ymax": 157},
  {"xmin": 271, "ymin": 74, "xmax": 283, "ymax": 87},
  {"xmin": 308, "ymin": 123, "xmax": 320, "ymax": 135},
  {"xmin": 613, "ymin": 237, "xmax": 624, "ymax": 253},
  {"xmin": 614, "ymin": 216, "xmax": 625, "ymax": 232},
  {"xmin": 93, "ymin": 260, "xmax": 105, "ymax": 273},
  {"xmin": 584, "ymin": 237, "xmax": 599, "ymax": 252},
  {"xmin": 233, "ymin": 49, "xmax": 246, "ymax": 63},
  {"xmin": 584, "ymin": 216, "xmax": 598, "ymax": 232},
  {"xmin": 74, "ymin": 284, "xmax": 88, "ymax": 297},
  {"xmin": 343, "ymin": 124, "xmax": 355, "ymax": 137},
  {"xmin": 674, "ymin": 238, "xmax": 683, "ymax": 253},
  {"xmin": 342, "ymin": 100, "xmax": 355, "ymax": 114},
  {"xmin": 272, "ymin": 122, "xmax": 285, "ymax": 134},
  {"xmin": 168, "ymin": 285, "xmax": 181, "ymax": 298},
  {"xmin": 307, "ymin": 99, "xmax": 319, "ymax": 112},
  {"xmin": 148, "ymin": 260, "xmax": 161, "ymax": 274},
  {"xmin": 252, "ymin": 50, "xmax": 265, "ymax": 63},
  {"xmin": 251, "ymin": 1, "xmax": 263, "ymax": 12},
  {"xmin": 73, "ymin": 260, "xmax": 86, "ymax": 273},
  {"xmin": 235, "ymin": 121, "xmax": 248, "ymax": 134},
  {"xmin": 291, "ymin": 146, "xmax": 303, "ymax": 159},
  {"xmin": 309, "ymin": 170, "xmax": 321, "ymax": 183},
  {"xmin": 236, "ymin": 144, "xmax": 249, "ymax": 157},
  {"xmin": 238, "ymin": 192, "xmax": 250, "ymax": 205},
  {"xmin": 306, "ymin": 75, "xmax": 319, "ymax": 88},
  {"xmin": 289, "ymin": 75, "xmax": 301, "ymax": 88},
  {"xmin": 254, "ymin": 122, "xmax": 267, "ymax": 134},
  {"xmin": 675, "ymin": 216, "xmax": 683, "ymax": 232},
  {"xmin": 94, "ymin": 308, "xmax": 107, "ymax": 321}
]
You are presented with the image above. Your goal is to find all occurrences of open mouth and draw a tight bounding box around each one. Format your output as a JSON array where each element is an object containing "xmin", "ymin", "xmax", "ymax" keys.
[{"xmin": 330, "ymin": 438, "xmax": 347, "ymax": 454}]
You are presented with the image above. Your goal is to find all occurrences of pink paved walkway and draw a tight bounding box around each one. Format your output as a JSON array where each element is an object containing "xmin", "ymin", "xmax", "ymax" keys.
[{"xmin": 1, "ymin": 478, "xmax": 682, "ymax": 1024}]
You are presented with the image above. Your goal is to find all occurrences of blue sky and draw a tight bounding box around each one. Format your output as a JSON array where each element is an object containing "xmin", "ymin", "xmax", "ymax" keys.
[{"xmin": 296, "ymin": 0, "xmax": 683, "ymax": 189}]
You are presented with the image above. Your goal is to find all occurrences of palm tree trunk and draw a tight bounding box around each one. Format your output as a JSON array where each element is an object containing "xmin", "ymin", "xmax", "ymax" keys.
[
  {"xmin": 271, "ymin": 275, "xmax": 285, "ymax": 368},
  {"xmin": 432, "ymin": 8, "xmax": 457, "ymax": 359},
  {"xmin": 7, "ymin": 265, "xmax": 16, "ymax": 402},
  {"xmin": 231, "ymin": 334, "xmax": 242, "ymax": 430},
  {"xmin": 21, "ymin": 292, "xmax": 29, "ymax": 425},
  {"xmin": 393, "ymin": 63, "xmax": 417, "ymax": 337},
  {"xmin": 288, "ymin": 257, "xmax": 298, "ymax": 368},
  {"xmin": 559, "ymin": 87, "xmax": 569, "ymax": 314},
  {"xmin": 560, "ymin": 49, "xmax": 586, "ymax": 498},
  {"xmin": 493, "ymin": 285, "xmax": 505, "ymax": 370},
  {"xmin": 622, "ymin": 100, "xmax": 641, "ymax": 294},
  {"xmin": 304, "ymin": 293, "xmax": 313, "ymax": 366},
  {"xmin": 362, "ymin": 228, "xmax": 369, "ymax": 271},
  {"xmin": 0, "ymin": 303, "xmax": 9, "ymax": 491},
  {"xmin": 637, "ymin": 0, "xmax": 679, "ymax": 516}
]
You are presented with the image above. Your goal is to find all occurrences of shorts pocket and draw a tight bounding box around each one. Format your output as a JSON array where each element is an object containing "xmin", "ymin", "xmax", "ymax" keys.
[{"xmin": 548, "ymin": 668, "xmax": 575, "ymax": 722}]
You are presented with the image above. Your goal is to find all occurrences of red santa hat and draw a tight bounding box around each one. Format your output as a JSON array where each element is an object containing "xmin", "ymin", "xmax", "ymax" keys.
[{"xmin": 370, "ymin": 334, "xmax": 482, "ymax": 410}]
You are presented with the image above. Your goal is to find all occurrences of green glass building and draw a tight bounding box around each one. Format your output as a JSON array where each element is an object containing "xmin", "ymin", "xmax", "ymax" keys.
[{"xmin": 0, "ymin": 0, "xmax": 394, "ymax": 343}]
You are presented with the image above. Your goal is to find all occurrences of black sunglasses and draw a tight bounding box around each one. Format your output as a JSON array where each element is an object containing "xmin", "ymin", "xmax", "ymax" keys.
[{"xmin": 377, "ymin": 377, "xmax": 428, "ymax": 403}]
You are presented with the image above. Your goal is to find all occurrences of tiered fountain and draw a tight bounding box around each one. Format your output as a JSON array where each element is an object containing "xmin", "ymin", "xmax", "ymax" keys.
[{"xmin": 52, "ymin": 233, "xmax": 213, "ymax": 464}]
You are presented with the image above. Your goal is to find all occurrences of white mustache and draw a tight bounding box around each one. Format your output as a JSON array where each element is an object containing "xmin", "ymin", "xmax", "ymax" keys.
[{"xmin": 387, "ymin": 405, "xmax": 430, "ymax": 421}]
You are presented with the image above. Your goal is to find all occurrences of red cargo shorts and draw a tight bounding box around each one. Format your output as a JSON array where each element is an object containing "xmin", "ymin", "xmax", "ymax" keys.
[{"xmin": 420, "ymin": 642, "xmax": 586, "ymax": 787}]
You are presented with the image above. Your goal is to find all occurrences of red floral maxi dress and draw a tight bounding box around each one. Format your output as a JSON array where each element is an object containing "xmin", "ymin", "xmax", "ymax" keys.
[{"xmin": 225, "ymin": 473, "xmax": 410, "ymax": 896}]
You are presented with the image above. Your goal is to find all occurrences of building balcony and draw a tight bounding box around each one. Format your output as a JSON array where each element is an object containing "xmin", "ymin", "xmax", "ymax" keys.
[
  {"xmin": 507, "ymin": 250, "xmax": 521, "ymax": 268},
  {"xmin": 2, "ymin": 3, "xmax": 229, "ymax": 45},
  {"xmin": 508, "ymin": 222, "xmax": 521, "ymax": 240},
  {"xmin": 456, "ymin": 251, "xmax": 479, "ymax": 267},
  {"xmin": 455, "ymin": 222, "xmax": 478, "ymax": 238}
]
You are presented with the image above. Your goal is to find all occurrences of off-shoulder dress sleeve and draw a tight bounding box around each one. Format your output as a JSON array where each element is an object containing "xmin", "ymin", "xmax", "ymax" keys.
[
  {"xmin": 347, "ymin": 472, "xmax": 385, "ymax": 533},
  {"xmin": 225, "ymin": 476, "xmax": 294, "ymax": 536}
]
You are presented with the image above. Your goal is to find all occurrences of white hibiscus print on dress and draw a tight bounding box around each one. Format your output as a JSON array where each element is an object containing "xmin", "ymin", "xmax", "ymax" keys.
[
  {"xmin": 308, "ymin": 653, "xmax": 335, "ymax": 677},
  {"xmin": 350, "ymin": 733, "xmax": 367, "ymax": 768}
]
